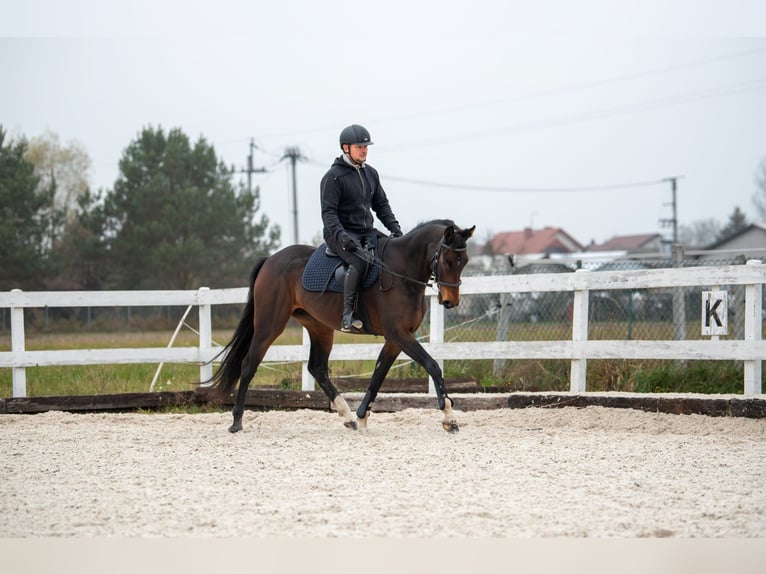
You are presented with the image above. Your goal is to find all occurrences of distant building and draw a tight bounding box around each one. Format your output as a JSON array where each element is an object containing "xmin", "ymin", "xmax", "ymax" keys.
[
  {"xmin": 486, "ymin": 227, "xmax": 583, "ymax": 256},
  {"xmin": 586, "ymin": 233, "xmax": 664, "ymax": 253},
  {"xmin": 698, "ymin": 222, "xmax": 766, "ymax": 260}
]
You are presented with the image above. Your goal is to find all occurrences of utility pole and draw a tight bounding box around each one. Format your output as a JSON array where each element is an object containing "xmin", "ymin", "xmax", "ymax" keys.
[
  {"xmin": 282, "ymin": 146, "xmax": 305, "ymax": 244},
  {"xmin": 237, "ymin": 138, "xmax": 268, "ymax": 195},
  {"xmin": 659, "ymin": 176, "xmax": 682, "ymax": 245}
]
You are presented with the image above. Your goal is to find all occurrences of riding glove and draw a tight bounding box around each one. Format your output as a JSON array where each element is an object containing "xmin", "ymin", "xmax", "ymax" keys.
[{"xmin": 341, "ymin": 235, "xmax": 357, "ymax": 252}]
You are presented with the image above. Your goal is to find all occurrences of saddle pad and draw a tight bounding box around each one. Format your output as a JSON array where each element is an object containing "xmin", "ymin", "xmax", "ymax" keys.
[{"xmin": 301, "ymin": 244, "xmax": 380, "ymax": 293}]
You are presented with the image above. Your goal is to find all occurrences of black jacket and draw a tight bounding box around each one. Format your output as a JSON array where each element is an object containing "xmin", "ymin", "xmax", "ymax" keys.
[{"xmin": 321, "ymin": 156, "xmax": 401, "ymax": 246}]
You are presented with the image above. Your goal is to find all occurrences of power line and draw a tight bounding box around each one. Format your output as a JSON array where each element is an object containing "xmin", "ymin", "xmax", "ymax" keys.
[
  {"xmin": 376, "ymin": 77, "xmax": 766, "ymax": 152},
  {"xmin": 380, "ymin": 174, "xmax": 672, "ymax": 193},
  {"xmin": 255, "ymin": 46, "xmax": 766, "ymax": 141},
  {"xmin": 303, "ymin": 157, "xmax": 673, "ymax": 193},
  {"xmin": 364, "ymin": 46, "xmax": 766, "ymax": 127}
]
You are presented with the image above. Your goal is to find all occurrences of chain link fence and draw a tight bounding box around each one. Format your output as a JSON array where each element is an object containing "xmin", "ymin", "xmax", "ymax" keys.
[
  {"xmin": 3, "ymin": 250, "xmax": 764, "ymax": 394},
  {"xmin": 413, "ymin": 250, "xmax": 766, "ymax": 393}
]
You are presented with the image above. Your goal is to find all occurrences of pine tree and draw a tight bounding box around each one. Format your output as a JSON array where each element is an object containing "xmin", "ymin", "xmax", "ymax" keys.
[
  {"xmin": 100, "ymin": 126, "xmax": 280, "ymax": 289},
  {"xmin": 0, "ymin": 126, "xmax": 59, "ymax": 290}
]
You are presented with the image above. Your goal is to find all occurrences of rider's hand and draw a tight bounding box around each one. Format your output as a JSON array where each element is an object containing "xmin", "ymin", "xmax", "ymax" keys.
[
  {"xmin": 391, "ymin": 228, "xmax": 403, "ymax": 238},
  {"xmin": 341, "ymin": 235, "xmax": 357, "ymax": 252}
]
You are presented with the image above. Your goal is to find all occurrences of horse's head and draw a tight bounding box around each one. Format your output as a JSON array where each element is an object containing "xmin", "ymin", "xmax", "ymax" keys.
[{"xmin": 433, "ymin": 224, "xmax": 475, "ymax": 308}]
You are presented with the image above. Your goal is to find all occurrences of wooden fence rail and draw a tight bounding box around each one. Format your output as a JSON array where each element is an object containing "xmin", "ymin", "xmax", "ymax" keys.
[{"xmin": 1, "ymin": 261, "xmax": 764, "ymax": 398}]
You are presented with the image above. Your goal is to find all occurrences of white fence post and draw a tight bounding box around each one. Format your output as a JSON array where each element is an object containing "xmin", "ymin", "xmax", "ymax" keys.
[
  {"xmin": 2, "ymin": 264, "xmax": 765, "ymax": 400},
  {"xmin": 301, "ymin": 327, "xmax": 313, "ymax": 391},
  {"xmin": 428, "ymin": 293, "xmax": 444, "ymax": 396},
  {"xmin": 570, "ymin": 269, "xmax": 590, "ymax": 393},
  {"xmin": 10, "ymin": 289, "xmax": 26, "ymax": 398},
  {"xmin": 744, "ymin": 260, "xmax": 763, "ymax": 395},
  {"xmin": 197, "ymin": 287, "xmax": 213, "ymax": 383}
]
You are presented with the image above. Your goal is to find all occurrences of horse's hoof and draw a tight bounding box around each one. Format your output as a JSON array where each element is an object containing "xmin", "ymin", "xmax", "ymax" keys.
[
  {"xmin": 344, "ymin": 420, "xmax": 358, "ymax": 431},
  {"xmin": 442, "ymin": 421, "xmax": 459, "ymax": 433},
  {"xmin": 229, "ymin": 423, "xmax": 242, "ymax": 433}
]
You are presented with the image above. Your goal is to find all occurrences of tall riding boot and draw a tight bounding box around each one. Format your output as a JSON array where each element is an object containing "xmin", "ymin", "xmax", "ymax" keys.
[{"xmin": 341, "ymin": 266, "xmax": 363, "ymax": 332}]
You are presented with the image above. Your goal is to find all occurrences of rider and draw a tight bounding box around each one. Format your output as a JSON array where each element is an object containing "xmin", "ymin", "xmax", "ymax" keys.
[{"xmin": 320, "ymin": 124, "xmax": 403, "ymax": 332}]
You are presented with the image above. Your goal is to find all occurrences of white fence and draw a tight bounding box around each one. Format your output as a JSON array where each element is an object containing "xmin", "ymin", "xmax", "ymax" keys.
[{"xmin": 1, "ymin": 261, "xmax": 764, "ymax": 399}]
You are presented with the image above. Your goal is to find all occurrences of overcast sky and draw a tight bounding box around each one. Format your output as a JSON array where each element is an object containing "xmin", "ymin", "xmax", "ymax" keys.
[{"xmin": 2, "ymin": 1, "xmax": 766, "ymax": 250}]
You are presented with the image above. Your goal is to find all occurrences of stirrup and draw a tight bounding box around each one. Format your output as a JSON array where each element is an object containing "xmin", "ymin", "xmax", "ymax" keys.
[{"xmin": 341, "ymin": 313, "xmax": 363, "ymax": 332}]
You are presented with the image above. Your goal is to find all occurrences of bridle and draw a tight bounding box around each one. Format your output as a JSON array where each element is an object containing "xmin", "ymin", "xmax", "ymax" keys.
[{"xmin": 429, "ymin": 241, "xmax": 465, "ymax": 289}]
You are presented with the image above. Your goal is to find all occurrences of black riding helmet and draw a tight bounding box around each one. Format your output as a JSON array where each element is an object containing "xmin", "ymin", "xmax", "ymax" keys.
[{"xmin": 339, "ymin": 124, "xmax": 373, "ymax": 149}]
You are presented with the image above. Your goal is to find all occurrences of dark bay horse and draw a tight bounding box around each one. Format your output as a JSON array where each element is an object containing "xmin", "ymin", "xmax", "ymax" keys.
[{"xmin": 207, "ymin": 219, "xmax": 475, "ymax": 433}]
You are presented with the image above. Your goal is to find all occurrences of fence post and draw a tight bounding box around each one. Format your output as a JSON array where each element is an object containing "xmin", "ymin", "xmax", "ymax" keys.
[
  {"xmin": 301, "ymin": 327, "xmax": 313, "ymax": 391},
  {"xmin": 570, "ymin": 270, "xmax": 590, "ymax": 393},
  {"xmin": 672, "ymin": 244, "xmax": 687, "ymax": 347},
  {"xmin": 10, "ymin": 289, "xmax": 26, "ymax": 398},
  {"xmin": 493, "ymin": 292, "xmax": 512, "ymax": 376},
  {"xmin": 197, "ymin": 287, "xmax": 213, "ymax": 384},
  {"xmin": 428, "ymin": 293, "xmax": 444, "ymax": 396},
  {"xmin": 743, "ymin": 260, "xmax": 763, "ymax": 395}
]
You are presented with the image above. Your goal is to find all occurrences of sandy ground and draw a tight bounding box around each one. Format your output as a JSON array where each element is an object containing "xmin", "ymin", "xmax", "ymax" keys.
[{"xmin": 1, "ymin": 399, "xmax": 764, "ymax": 538}]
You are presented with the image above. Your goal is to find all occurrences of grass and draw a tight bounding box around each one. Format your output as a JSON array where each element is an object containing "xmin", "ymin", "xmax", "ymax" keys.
[
  {"xmin": 0, "ymin": 325, "xmax": 404, "ymax": 397},
  {"xmin": 1, "ymin": 322, "xmax": 759, "ymax": 398}
]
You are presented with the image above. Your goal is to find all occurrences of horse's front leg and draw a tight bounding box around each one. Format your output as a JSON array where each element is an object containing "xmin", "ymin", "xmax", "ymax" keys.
[
  {"xmin": 440, "ymin": 395, "xmax": 458, "ymax": 433},
  {"xmin": 395, "ymin": 334, "xmax": 458, "ymax": 433},
  {"xmin": 356, "ymin": 341, "xmax": 401, "ymax": 430},
  {"xmin": 331, "ymin": 396, "xmax": 357, "ymax": 430}
]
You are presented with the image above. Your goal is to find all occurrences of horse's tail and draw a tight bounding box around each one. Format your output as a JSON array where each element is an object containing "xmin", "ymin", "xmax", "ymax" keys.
[{"xmin": 208, "ymin": 256, "xmax": 268, "ymax": 396}]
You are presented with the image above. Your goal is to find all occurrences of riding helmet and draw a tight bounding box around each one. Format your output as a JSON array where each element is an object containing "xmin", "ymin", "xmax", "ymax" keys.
[{"xmin": 339, "ymin": 124, "xmax": 373, "ymax": 148}]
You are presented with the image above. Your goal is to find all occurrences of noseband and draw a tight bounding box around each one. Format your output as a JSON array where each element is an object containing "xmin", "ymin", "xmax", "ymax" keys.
[{"xmin": 430, "ymin": 241, "xmax": 465, "ymax": 289}]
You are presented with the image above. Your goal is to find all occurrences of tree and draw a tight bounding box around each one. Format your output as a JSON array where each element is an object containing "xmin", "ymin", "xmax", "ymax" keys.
[
  {"xmin": 717, "ymin": 206, "xmax": 748, "ymax": 243},
  {"xmin": 24, "ymin": 130, "xmax": 90, "ymax": 221},
  {"xmin": 678, "ymin": 218, "xmax": 721, "ymax": 249},
  {"xmin": 50, "ymin": 189, "xmax": 111, "ymax": 290},
  {"xmin": 0, "ymin": 126, "xmax": 61, "ymax": 290},
  {"xmin": 753, "ymin": 157, "xmax": 766, "ymax": 222},
  {"xmin": 101, "ymin": 126, "xmax": 280, "ymax": 289}
]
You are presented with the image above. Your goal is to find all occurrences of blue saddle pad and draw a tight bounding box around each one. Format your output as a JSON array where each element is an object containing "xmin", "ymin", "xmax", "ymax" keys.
[{"xmin": 301, "ymin": 244, "xmax": 380, "ymax": 293}]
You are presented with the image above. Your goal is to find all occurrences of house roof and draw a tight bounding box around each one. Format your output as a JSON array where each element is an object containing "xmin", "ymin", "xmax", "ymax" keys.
[
  {"xmin": 705, "ymin": 222, "xmax": 766, "ymax": 249},
  {"xmin": 587, "ymin": 233, "xmax": 662, "ymax": 252},
  {"xmin": 489, "ymin": 227, "xmax": 583, "ymax": 255}
]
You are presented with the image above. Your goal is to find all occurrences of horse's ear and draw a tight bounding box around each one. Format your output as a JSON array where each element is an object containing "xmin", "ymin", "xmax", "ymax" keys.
[
  {"xmin": 444, "ymin": 225, "xmax": 455, "ymax": 243},
  {"xmin": 463, "ymin": 225, "xmax": 476, "ymax": 240}
]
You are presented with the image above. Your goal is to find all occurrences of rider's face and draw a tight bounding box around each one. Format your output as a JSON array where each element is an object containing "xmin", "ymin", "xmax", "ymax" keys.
[{"xmin": 346, "ymin": 143, "xmax": 368, "ymax": 164}]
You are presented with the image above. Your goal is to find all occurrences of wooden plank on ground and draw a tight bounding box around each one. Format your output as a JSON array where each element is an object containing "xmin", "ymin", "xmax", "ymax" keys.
[
  {"xmin": 1, "ymin": 390, "xmax": 764, "ymax": 418},
  {"xmin": 1, "ymin": 391, "xmax": 205, "ymax": 414},
  {"xmin": 334, "ymin": 378, "xmax": 481, "ymax": 393}
]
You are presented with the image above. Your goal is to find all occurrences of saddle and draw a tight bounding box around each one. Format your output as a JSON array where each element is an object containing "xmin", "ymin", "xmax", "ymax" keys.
[{"xmin": 301, "ymin": 242, "xmax": 381, "ymax": 293}]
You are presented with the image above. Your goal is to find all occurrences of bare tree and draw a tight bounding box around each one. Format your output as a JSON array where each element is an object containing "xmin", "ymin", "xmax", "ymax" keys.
[
  {"xmin": 24, "ymin": 130, "xmax": 91, "ymax": 223},
  {"xmin": 678, "ymin": 218, "xmax": 721, "ymax": 249}
]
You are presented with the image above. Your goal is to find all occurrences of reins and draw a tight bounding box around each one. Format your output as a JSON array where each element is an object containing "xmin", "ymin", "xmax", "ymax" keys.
[{"xmin": 360, "ymin": 240, "xmax": 465, "ymax": 289}]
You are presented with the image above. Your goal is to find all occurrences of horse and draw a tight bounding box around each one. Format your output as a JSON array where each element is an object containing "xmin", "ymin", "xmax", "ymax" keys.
[{"xmin": 206, "ymin": 219, "xmax": 475, "ymax": 433}]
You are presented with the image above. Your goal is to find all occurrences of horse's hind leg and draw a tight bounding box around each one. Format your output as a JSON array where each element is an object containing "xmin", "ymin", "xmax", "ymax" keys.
[
  {"xmin": 302, "ymin": 321, "xmax": 356, "ymax": 430},
  {"xmin": 230, "ymin": 329, "xmax": 283, "ymax": 433},
  {"xmin": 356, "ymin": 341, "xmax": 401, "ymax": 430}
]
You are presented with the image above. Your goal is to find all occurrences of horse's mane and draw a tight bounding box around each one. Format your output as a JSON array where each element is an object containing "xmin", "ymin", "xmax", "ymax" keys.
[
  {"xmin": 410, "ymin": 219, "xmax": 456, "ymax": 232},
  {"xmin": 405, "ymin": 219, "xmax": 469, "ymax": 250}
]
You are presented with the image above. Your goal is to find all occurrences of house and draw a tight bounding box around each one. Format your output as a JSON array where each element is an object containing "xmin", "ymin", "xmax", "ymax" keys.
[
  {"xmin": 486, "ymin": 227, "xmax": 583, "ymax": 256},
  {"xmin": 586, "ymin": 233, "xmax": 664, "ymax": 253},
  {"xmin": 698, "ymin": 222, "xmax": 766, "ymax": 260}
]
